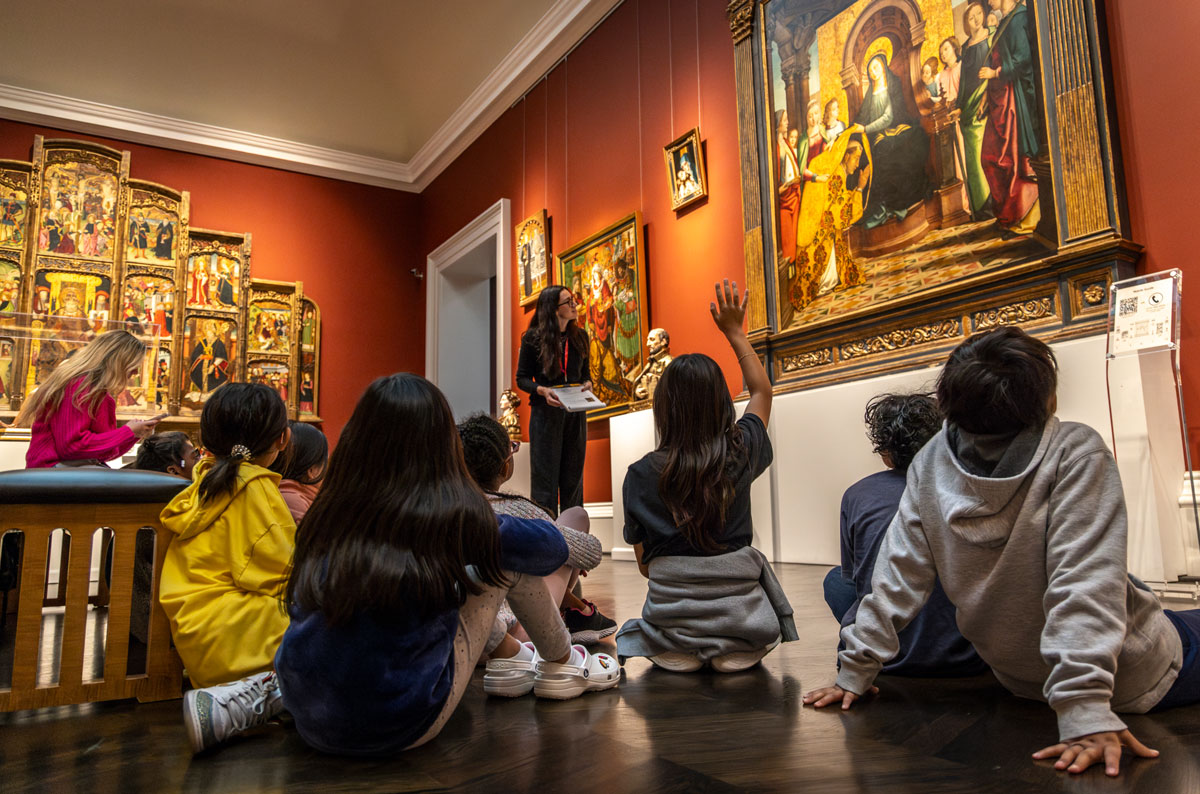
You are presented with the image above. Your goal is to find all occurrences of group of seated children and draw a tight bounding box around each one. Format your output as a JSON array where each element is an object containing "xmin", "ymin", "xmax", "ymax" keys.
[{"xmin": 16, "ymin": 280, "xmax": 1200, "ymax": 777}]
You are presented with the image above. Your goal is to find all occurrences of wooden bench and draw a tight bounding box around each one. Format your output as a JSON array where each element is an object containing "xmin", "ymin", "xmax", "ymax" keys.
[{"xmin": 0, "ymin": 468, "xmax": 187, "ymax": 711}]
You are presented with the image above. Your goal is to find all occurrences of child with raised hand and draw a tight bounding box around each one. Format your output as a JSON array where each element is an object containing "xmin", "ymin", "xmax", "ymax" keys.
[
  {"xmin": 803, "ymin": 327, "xmax": 1200, "ymax": 778},
  {"xmin": 616, "ymin": 280, "xmax": 797, "ymax": 673},
  {"xmin": 273, "ymin": 373, "xmax": 618, "ymax": 756},
  {"xmin": 159, "ymin": 383, "xmax": 294, "ymax": 751},
  {"xmin": 268, "ymin": 420, "xmax": 328, "ymax": 523},
  {"xmin": 18, "ymin": 329, "xmax": 164, "ymax": 467},
  {"xmin": 457, "ymin": 412, "xmax": 616, "ymax": 648}
]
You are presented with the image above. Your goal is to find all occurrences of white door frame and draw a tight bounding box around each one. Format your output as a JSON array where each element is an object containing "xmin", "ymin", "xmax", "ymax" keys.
[{"xmin": 424, "ymin": 198, "xmax": 512, "ymax": 411}]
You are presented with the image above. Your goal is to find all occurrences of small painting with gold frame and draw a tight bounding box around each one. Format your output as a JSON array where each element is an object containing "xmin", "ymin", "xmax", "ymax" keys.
[
  {"xmin": 663, "ymin": 128, "xmax": 707, "ymax": 211},
  {"xmin": 515, "ymin": 210, "xmax": 550, "ymax": 307}
]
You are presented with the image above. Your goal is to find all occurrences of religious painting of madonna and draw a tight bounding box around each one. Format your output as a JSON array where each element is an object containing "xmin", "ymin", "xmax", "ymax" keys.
[
  {"xmin": 761, "ymin": 0, "xmax": 1050, "ymax": 331},
  {"xmin": 556, "ymin": 213, "xmax": 648, "ymax": 419}
]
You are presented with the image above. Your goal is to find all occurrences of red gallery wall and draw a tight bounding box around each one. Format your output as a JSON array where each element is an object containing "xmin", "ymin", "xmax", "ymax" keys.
[
  {"xmin": 422, "ymin": 0, "xmax": 1200, "ymax": 501},
  {"xmin": 0, "ymin": 120, "xmax": 424, "ymax": 441},
  {"xmin": 419, "ymin": 0, "xmax": 748, "ymax": 502},
  {"xmin": 1104, "ymin": 0, "xmax": 1200, "ymax": 455}
]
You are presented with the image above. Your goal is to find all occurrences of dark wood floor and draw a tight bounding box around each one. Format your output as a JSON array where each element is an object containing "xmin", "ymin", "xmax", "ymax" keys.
[{"xmin": 2, "ymin": 562, "xmax": 1200, "ymax": 793}]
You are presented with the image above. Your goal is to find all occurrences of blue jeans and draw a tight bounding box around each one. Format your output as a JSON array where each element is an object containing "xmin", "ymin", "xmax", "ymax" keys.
[
  {"xmin": 823, "ymin": 567, "xmax": 856, "ymax": 623},
  {"xmin": 1151, "ymin": 609, "xmax": 1200, "ymax": 712}
]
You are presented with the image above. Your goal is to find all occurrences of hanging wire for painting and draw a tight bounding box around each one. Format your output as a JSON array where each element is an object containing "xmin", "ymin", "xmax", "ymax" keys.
[
  {"xmin": 668, "ymin": 0, "xmax": 674, "ymax": 136},
  {"xmin": 510, "ymin": 0, "xmax": 628, "ymax": 108},
  {"xmin": 695, "ymin": 0, "xmax": 701, "ymax": 132},
  {"xmin": 522, "ymin": 100, "xmax": 527, "ymax": 219},
  {"xmin": 637, "ymin": 0, "xmax": 644, "ymax": 209}
]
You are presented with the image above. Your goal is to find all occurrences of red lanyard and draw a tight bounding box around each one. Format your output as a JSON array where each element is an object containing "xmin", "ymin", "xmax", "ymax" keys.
[{"xmin": 561, "ymin": 338, "xmax": 569, "ymax": 379}]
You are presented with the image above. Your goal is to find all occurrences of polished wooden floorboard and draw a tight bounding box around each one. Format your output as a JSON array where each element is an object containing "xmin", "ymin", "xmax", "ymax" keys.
[{"xmin": 2, "ymin": 561, "xmax": 1200, "ymax": 793}]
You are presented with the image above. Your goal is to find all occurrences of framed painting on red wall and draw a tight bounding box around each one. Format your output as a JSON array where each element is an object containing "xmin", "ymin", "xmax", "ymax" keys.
[
  {"xmin": 663, "ymin": 128, "xmax": 708, "ymax": 211},
  {"xmin": 555, "ymin": 212, "xmax": 648, "ymax": 420},
  {"xmin": 727, "ymin": 0, "xmax": 1136, "ymax": 390},
  {"xmin": 515, "ymin": 209, "xmax": 550, "ymax": 307}
]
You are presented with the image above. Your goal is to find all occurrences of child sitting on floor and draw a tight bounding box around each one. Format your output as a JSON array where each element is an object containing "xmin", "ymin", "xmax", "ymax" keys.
[
  {"xmin": 457, "ymin": 412, "xmax": 616, "ymax": 645},
  {"xmin": 271, "ymin": 373, "xmax": 618, "ymax": 755},
  {"xmin": 823, "ymin": 393, "xmax": 986, "ymax": 677},
  {"xmin": 268, "ymin": 420, "xmax": 327, "ymax": 523},
  {"xmin": 616, "ymin": 280, "xmax": 797, "ymax": 672},
  {"xmin": 158, "ymin": 383, "xmax": 294, "ymax": 748},
  {"xmin": 804, "ymin": 326, "xmax": 1200, "ymax": 777}
]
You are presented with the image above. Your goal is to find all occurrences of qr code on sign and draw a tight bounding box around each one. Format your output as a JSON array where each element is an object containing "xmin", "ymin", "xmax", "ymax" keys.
[{"xmin": 1119, "ymin": 297, "xmax": 1138, "ymax": 316}]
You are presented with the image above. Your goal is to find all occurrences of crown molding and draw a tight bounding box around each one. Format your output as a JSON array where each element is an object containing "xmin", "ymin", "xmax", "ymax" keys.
[
  {"xmin": 0, "ymin": 0, "xmax": 622, "ymax": 193},
  {"xmin": 0, "ymin": 83, "xmax": 420, "ymax": 191},
  {"xmin": 405, "ymin": 0, "xmax": 623, "ymax": 191}
]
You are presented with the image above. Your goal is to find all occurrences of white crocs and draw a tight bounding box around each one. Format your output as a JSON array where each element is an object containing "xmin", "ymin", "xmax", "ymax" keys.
[
  {"xmin": 533, "ymin": 644, "xmax": 621, "ymax": 700},
  {"xmin": 483, "ymin": 642, "xmax": 540, "ymax": 697}
]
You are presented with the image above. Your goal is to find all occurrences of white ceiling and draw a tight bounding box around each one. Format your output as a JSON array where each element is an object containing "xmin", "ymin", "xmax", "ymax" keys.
[{"xmin": 0, "ymin": 0, "xmax": 621, "ymax": 191}]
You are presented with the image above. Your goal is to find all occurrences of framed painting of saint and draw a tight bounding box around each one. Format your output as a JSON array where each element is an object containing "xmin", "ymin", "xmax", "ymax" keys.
[
  {"xmin": 298, "ymin": 296, "xmax": 321, "ymax": 419},
  {"xmin": 0, "ymin": 337, "xmax": 14, "ymax": 412},
  {"xmin": 728, "ymin": 0, "xmax": 1135, "ymax": 387},
  {"xmin": 125, "ymin": 181, "xmax": 188, "ymax": 266},
  {"xmin": 122, "ymin": 273, "xmax": 177, "ymax": 339},
  {"xmin": 181, "ymin": 316, "xmax": 239, "ymax": 415},
  {"xmin": 0, "ymin": 164, "xmax": 30, "ymax": 252},
  {"xmin": 555, "ymin": 212, "xmax": 648, "ymax": 419},
  {"xmin": 36, "ymin": 143, "xmax": 125, "ymax": 262},
  {"xmin": 663, "ymin": 128, "xmax": 708, "ymax": 211},
  {"xmin": 0, "ymin": 256, "xmax": 20, "ymax": 321},
  {"xmin": 515, "ymin": 210, "xmax": 550, "ymax": 307},
  {"xmin": 248, "ymin": 360, "xmax": 292, "ymax": 410}
]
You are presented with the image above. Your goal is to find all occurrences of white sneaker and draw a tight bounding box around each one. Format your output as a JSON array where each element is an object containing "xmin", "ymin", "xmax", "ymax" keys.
[
  {"xmin": 484, "ymin": 641, "xmax": 540, "ymax": 697},
  {"xmin": 183, "ymin": 671, "xmax": 284, "ymax": 753},
  {"xmin": 533, "ymin": 644, "xmax": 620, "ymax": 700},
  {"xmin": 711, "ymin": 638, "xmax": 780, "ymax": 673},
  {"xmin": 649, "ymin": 652, "xmax": 704, "ymax": 673}
]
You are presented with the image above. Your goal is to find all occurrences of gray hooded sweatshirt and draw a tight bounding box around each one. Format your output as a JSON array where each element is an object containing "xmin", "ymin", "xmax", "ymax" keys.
[{"xmin": 836, "ymin": 417, "xmax": 1182, "ymax": 741}]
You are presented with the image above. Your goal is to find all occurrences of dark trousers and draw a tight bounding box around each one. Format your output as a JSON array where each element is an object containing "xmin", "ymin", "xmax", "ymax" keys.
[
  {"xmin": 823, "ymin": 567, "xmax": 857, "ymax": 622},
  {"xmin": 529, "ymin": 403, "xmax": 587, "ymax": 517}
]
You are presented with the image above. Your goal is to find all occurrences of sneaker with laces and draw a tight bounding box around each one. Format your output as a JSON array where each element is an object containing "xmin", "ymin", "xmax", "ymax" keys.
[
  {"xmin": 183, "ymin": 671, "xmax": 284, "ymax": 753},
  {"xmin": 534, "ymin": 644, "xmax": 621, "ymax": 699},
  {"xmin": 483, "ymin": 641, "xmax": 540, "ymax": 697},
  {"xmin": 561, "ymin": 599, "xmax": 617, "ymax": 644}
]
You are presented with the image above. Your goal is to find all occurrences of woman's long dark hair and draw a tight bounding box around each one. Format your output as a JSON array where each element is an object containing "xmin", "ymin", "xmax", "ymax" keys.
[
  {"xmin": 198, "ymin": 383, "xmax": 289, "ymax": 503},
  {"xmin": 269, "ymin": 420, "xmax": 328, "ymax": 485},
  {"xmin": 526, "ymin": 285, "xmax": 586, "ymax": 378},
  {"xmin": 287, "ymin": 373, "xmax": 506, "ymax": 625},
  {"xmin": 652, "ymin": 354, "xmax": 747, "ymax": 553}
]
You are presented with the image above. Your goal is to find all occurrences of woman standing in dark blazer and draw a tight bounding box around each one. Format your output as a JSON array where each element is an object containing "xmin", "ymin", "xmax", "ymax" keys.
[{"xmin": 516, "ymin": 285, "xmax": 591, "ymax": 516}]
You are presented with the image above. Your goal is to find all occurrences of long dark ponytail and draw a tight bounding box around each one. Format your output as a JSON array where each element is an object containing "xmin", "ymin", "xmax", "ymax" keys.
[
  {"xmin": 198, "ymin": 383, "xmax": 289, "ymax": 503},
  {"xmin": 652, "ymin": 354, "xmax": 747, "ymax": 553},
  {"xmin": 526, "ymin": 285, "xmax": 586, "ymax": 378}
]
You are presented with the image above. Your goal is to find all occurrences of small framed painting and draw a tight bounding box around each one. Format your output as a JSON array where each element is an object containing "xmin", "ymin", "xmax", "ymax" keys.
[
  {"xmin": 515, "ymin": 209, "xmax": 550, "ymax": 307},
  {"xmin": 663, "ymin": 128, "xmax": 707, "ymax": 211}
]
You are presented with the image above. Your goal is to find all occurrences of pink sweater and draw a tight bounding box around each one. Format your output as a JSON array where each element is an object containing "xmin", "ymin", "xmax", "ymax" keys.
[{"xmin": 25, "ymin": 377, "xmax": 137, "ymax": 468}]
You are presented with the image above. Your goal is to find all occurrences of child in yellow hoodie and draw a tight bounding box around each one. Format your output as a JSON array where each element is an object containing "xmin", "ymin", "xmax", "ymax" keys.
[{"xmin": 159, "ymin": 383, "xmax": 293, "ymax": 748}]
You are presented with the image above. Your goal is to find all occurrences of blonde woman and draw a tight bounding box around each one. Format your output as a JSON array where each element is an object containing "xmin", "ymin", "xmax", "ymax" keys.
[{"xmin": 17, "ymin": 329, "xmax": 164, "ymax": 467}]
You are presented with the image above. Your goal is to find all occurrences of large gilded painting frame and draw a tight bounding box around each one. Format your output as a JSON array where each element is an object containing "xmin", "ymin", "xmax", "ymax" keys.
[
  {"xmin": 555, "ymin": 212, "xmax": 649, "ymax": 420},
  {"xmin": 246, "ymin": 278, "xmax": 301, "ymax": 419},
  {"xmin": 726, "ymin": 0, "xmax": 1137, "ymax": 391}
]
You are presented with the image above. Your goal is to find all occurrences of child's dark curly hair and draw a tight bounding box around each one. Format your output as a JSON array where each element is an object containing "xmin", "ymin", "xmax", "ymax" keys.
[
  {"xmin": 456, "ymin": 413, "xmax": 512, "ymax": 490},
  {"xmin": 864, "ymin": 392, "xmax": 942, "ymax": 471}
]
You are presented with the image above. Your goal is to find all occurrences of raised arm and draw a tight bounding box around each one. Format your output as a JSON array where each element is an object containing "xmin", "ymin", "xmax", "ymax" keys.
[{"xmin": 710, "ymin": 279, "xmax": 771, "ymax": 426}]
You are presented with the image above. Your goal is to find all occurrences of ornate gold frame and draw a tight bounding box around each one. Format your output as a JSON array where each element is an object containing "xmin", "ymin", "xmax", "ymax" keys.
[
  {"xmin": 515, "ymin": 209, "xmax": 550, "ymax": 308},
  {"xmin": 725, "ymin": 0, "xmax": 1138, "ymax": 390},
  {"xmin": 663, "ymin": 127, "xmax": 708, "ymax": 211}
]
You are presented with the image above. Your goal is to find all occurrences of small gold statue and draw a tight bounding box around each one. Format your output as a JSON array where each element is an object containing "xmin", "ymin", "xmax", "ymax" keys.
[
  {"xmin": 499, "ymin": 388, "xmax": 522, "ymax": 440},
  {"xmin": 633, "ymin": 328, "xmax": 673, "ymax": 402}
]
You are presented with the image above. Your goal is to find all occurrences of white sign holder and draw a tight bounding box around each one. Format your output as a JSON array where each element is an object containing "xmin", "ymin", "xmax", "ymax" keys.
[{"xmin": 1106, "ymin": 269, "xmax": 1200, "ymax": 591}]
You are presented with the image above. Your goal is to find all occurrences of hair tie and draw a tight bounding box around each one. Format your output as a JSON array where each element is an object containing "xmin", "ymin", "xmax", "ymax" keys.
[{"xmin": 230, "ymin": 444, "xmax": 252, "ymax": 461}]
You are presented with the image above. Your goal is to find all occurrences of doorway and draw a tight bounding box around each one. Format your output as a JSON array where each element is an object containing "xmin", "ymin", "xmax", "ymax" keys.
[{"xmin": 425, "ymin": 199, "xmax": 512, "ymax": 419}]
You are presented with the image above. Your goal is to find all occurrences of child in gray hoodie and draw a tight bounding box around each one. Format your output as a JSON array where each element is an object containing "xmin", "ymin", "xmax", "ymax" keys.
[{"xmin": 803, "ymin": 326, "xmax": 1200, "ymax": 777}]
